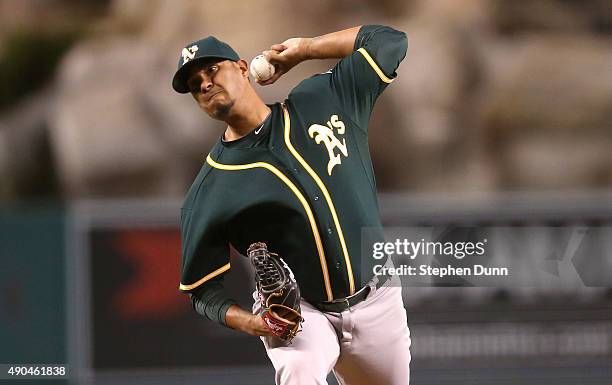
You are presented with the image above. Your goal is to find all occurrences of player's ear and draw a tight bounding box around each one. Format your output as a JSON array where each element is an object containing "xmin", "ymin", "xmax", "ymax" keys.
[{"xmin": 236, "ymin": 59, "xmax": 249, "ymax": 79}]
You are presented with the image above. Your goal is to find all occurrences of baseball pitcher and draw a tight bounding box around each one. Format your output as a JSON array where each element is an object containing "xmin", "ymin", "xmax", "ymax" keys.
[{"xmin": 174, "ymin": 25, "xmax": 410, "ymax": 384}]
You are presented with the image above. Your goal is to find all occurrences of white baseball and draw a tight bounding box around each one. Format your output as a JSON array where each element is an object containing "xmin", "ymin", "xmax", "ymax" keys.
[{"xmin": 250, "ymin": 54, "xmax": 275, "ymax": 82}]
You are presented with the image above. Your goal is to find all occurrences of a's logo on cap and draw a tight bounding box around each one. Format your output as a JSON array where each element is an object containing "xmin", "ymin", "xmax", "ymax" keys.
[{"xmin": 181, "ymin": 45, "xmax": 199, "ymax": 65}]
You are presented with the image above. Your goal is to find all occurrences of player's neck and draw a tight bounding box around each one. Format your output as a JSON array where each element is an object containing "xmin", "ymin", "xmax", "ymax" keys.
[{"xmin": 223, "ymin": 90, "xmax": 270, "ymax": 141}]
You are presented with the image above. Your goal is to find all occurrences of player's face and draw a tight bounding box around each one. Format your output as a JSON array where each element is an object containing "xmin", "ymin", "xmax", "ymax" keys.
[{"xmin": 187, "ymin": 59, "xmax": 248, "ymax": 120}]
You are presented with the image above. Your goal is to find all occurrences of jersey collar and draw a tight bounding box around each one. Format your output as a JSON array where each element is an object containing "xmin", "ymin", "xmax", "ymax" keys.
[{"xmin": 220, "ymin": 103, "xmax": 278, "ymax": 149}]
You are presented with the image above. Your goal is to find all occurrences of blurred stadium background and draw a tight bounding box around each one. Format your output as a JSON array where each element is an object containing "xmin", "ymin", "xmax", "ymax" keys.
[{"xmin": 1, "ymin": 0, "xmax": 611, "ymax": 384}]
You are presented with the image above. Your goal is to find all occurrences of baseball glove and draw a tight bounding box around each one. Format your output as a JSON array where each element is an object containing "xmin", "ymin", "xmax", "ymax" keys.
[{"xmin": 248, "ymin": 242, "xmax": 303, "ymax": 342}]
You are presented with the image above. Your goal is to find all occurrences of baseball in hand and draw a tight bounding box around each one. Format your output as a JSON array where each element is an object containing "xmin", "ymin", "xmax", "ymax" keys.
[{"xmin": 250, "ymin": 54, "xmax": 275, "ymax": 82}]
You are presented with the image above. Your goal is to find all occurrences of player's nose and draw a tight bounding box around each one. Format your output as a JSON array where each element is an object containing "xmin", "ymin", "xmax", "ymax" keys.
[{"xmin": 200, "ymin": 76, "xmax": 214, "ymax": 94}]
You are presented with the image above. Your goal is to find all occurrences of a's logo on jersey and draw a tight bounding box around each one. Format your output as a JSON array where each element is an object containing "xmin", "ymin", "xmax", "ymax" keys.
[
  {"xmin": 308, "ymin": 115, "xmax": 348, "ymax": 175},
  {"xmin": 181, "ymin": 45, "xmax": 199, "ymax": 65}
]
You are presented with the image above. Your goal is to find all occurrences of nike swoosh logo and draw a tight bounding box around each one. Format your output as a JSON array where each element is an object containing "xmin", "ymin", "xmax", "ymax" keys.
[{"xmin": 255, "ymin": 126, "xmax": 263, "ymax": 135}]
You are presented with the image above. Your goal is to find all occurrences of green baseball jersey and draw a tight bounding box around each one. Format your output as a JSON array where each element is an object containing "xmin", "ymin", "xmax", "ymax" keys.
[{"xmin": 180, "ymin": 25, "xmax": 407, "ymax": 302}]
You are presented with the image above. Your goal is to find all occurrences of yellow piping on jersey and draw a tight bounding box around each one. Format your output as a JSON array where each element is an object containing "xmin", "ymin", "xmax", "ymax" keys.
[
  {"xmin": 282, "ymin": 105, "xmax": 356, "ymax": 296},
  {"xmin": 179, "ymin": 262, "xmax": 231, "ymax": 291},
  {"xmin": 357, "ymin": 48, "xmax": 394, "ymax": 84},
  {"xmin": 205, "ymin": 154, "xmax": 334, "ymax": 301}
]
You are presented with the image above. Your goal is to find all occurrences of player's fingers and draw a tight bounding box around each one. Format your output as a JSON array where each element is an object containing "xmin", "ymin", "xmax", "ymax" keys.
[
  {"xmin": 269, "ymin": 44, "xmax": 286, "ymax": 52},
  {"xmin": 257, "ymin": 69, "xmax": 284, "ymax": 86},
  {"xmin": 263, "ymin": 50, "xmax": 284, "ymax": 65}
]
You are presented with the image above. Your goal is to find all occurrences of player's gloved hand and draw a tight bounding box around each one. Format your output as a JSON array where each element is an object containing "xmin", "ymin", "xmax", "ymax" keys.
[
  {"xmin": 259, "ymin": 37, "xmax": 311, "ymax": 86},
  {"xmin": 244, "ymin": 313, "xmax": 276, "ymax": 337},
  {"xmin": 248, "ymin": 242, "xmax": 304, "ymax": 342},
  {"xmin": 225, "ymin": 304, "xmax": 275, "ymax": 337}
]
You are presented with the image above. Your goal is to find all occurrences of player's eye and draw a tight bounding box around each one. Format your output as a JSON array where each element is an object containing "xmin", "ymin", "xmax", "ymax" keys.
[{"xmin": 208, "ymin": 65, "xmax": 219, "ymax": 74}]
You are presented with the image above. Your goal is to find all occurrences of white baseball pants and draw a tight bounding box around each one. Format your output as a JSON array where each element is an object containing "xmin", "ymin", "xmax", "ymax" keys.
[{"xmin": 255, "ymin": 284, "xmax": 411, "ymax": 385}]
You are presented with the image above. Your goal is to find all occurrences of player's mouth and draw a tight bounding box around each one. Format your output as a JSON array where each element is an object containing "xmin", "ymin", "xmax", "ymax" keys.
[{"xmin": 205, "ymin": 90, "xmax": 223, "ymax": 102}]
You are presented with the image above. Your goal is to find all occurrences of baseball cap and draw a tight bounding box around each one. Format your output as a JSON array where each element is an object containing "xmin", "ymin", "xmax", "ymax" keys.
[{"xmin": 172, "ymin": 36, "xmax": 240, "ymax": 93}]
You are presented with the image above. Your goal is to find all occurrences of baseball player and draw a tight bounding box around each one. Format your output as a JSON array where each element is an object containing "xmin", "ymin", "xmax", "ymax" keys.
[{"xmin": 173, "ymin": 25, "xmax": 410, "ymax": 384}]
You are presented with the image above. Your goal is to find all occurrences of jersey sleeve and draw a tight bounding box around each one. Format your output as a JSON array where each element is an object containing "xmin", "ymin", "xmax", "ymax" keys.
[
  {"xmin": 179, "ymin": 206, "xmax": 231, "ymax": 293},
  {"xmin": 331, "ymin": 25, "xmax": 408, "ymax": 130},
  {"xmin": 190, "ymin": 277, "xmax": 237, "ymax": 326}
]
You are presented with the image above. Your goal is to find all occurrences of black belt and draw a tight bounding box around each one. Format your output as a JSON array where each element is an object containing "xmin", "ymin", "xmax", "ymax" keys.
[{"xmin": 310, "ymin": 277, "xmax": 388, "ymax": 313}]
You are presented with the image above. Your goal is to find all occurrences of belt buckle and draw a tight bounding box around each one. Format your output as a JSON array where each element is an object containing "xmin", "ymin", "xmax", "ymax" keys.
[
  {"xmin": 339, "ymin": 286, "xmax": 368, "ymax": 307},
  {"xmin": 342, "ymin": 297, "xmax": 350, "ymax": 309},
  {"xmin": 321, "ymin": 285, "xmax": 370, "ymax": 311},
  {"xmin": 330, "ymin": 296, "xmax": 351, "ymax": 305}
]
